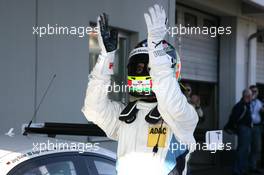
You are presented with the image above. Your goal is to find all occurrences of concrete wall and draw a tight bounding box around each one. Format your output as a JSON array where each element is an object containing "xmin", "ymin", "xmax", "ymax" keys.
[
  {"xmin": 0, "ymin": 0, "xmax": 36, "ymax": 134},
  {"xmin": 219, "ymin": 17, "xmax": 238, "ymax": 129}
]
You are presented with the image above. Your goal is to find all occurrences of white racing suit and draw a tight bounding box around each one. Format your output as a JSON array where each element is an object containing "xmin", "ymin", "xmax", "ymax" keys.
[{"xmin": 82, "ymin": 49, "xmax": 198, "ymax": 175}]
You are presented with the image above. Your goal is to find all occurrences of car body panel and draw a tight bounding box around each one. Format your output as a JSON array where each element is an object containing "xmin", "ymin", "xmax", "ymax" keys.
[{"xmin": 0, "ymin": 134, "xmax": 116, "ymax": 174}]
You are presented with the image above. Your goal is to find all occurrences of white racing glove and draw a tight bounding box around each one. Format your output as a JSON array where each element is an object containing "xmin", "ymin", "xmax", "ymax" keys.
[
  {"xmin": 96, "ymin": 13, "xmax": 118, "ymax": 75},
  {"xmin": 144, "ymin": 4, "xmax": 167, "ymax": 49},
  {"xmin": 144, "ymin": 4, "xmax": 171, "ymax": 67}
]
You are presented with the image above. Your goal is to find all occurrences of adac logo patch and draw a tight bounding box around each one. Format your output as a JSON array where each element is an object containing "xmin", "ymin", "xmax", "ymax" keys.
[
  {"xmin": 149, "ymin": 127, "xmax": 167, "ymax": 134},
  {"xmin": 147, "ymin": 125, "xmax": 168, "ymax": 148}
]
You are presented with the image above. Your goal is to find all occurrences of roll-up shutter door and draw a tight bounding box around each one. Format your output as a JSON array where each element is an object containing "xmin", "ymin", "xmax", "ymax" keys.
[{"xmin": 176, "ymin": 5, "xmax": 219, "ymax": 82}]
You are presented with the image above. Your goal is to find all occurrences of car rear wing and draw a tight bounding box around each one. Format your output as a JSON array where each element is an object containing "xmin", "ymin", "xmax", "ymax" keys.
[{"xmin": 22, "ymin": 122, "xmax": 107, "ymax": 138}]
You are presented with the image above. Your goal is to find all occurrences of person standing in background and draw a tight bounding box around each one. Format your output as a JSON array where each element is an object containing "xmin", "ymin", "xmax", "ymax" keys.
[
  {"xmin": 183, "ymin": 84, "xmax": 204, "ymax": 123},
  {"xmin": 233, "ymin": 89, "xmax": 253, "ymax": 175},
  {"xmin": 183, "ymin": 83, "xmax": 192, "ymax": 102},
  {"xmin": 249, "ymin": 85, "xmax": 264, "ymax": 174},
  {"xmin": 191, "ymin": 95, "xmax": 204, "ymax": 123}
]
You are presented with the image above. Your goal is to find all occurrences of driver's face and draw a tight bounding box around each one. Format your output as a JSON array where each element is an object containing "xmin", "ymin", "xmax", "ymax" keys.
[
  {"xmin": 136, "ymin": 63, "xmax": 145, "ymax": 75},
  {"xmin": 251, "ymin": 88, "xmax": 259, "ymax": 99}
]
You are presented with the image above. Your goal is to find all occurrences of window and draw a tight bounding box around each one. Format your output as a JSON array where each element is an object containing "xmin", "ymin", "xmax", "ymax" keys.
[
  {"xmin": 203, "ymin": 19, "xmax": 216, "ymax": 28},
  {"xmin": 23, "ymin": 161, "xmax": 77, "ymax": 175},
  {"xmin": 257, "ymin": 30, "xmax": 264, "ymax": 43},
  {"xmin": 84, "ymin": 156, "xmax": 117, "ymax": 175},
  {"xmin": 8, "ymin": 153, "xmax": 83, "ymax": 175},
  {"xmin": 8, "ymin": 152, "xmax": 117, "ymax": 175},
  {"xmin": 94, "ymin": 160, "xmax": 116, "ymax": 175},
  {"xmin": 184, "ymin": 13, "xmax": 197, "ymax": 27},
  {"xmin": 257, "ymin": 35, "xmax": 264, "ymax": 43},
  {"xmin": 257, "ymin": 83, "xmax": 264, "ymax": 101}
]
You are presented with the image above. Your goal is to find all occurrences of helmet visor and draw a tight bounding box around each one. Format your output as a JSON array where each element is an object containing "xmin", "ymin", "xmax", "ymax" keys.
[{"xmin": 127, "ymin": 54, "xmax": 149, "ymax": 76}]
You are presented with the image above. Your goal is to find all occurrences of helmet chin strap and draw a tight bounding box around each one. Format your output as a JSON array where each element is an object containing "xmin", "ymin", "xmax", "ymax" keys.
[
  {"xmin": 139, "ymin": 98, "xmax": 157, "ymax": 103},
  {"xmin": 129, "ymin": 95, "xmax": 157, "ymax": 102},
  {"xmin": 119, "ymin": 98, "xmax": 161, "ymax": 124}
]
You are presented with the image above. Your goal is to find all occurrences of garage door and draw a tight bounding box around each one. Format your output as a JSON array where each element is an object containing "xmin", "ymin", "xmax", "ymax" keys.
[
  {"xmin": 176, "ymin": 5, "xmax": 219, "ymax": 82},
  {"xmin": 257, "ymin": 42, "xmax": 264, "ymax": 84}
]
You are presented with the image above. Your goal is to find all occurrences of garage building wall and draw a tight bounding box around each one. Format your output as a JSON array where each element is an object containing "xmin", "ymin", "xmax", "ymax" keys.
[{"xmin": 0, "ymin": 0, "xmax": 36, "ymax": 134}]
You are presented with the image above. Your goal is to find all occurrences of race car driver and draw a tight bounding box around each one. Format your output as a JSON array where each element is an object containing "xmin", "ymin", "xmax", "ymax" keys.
[{"xmin": 82, "ymin": 4, "xmax": 198, "ymax": 175}]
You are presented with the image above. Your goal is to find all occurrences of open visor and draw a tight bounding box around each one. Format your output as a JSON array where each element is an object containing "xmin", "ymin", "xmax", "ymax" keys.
[{"xmin": 127, "ymin": 52, "xmax": 149, "ymax": 76}]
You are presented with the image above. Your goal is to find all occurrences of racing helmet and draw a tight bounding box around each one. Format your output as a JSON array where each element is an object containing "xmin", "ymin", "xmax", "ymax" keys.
[{"xmin": 127, "ymin": 39, "xmax": 181, "ymax": 97}]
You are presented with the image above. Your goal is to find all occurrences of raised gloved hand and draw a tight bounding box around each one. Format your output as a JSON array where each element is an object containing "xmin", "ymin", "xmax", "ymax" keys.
[
  {"xmin": 144, "ymin": 4, "xmax": 167, "ymax": 49},
  {"xmin": 144, "ymin": 5, "xmax": 171, "ymax": 67},
  {"xmin": 97, "ymin": 13, "xmax": 118, "ymax": 55},
  {"xmin": 95, "ymin": 13, "xmax": 118, "ymax": 75}
]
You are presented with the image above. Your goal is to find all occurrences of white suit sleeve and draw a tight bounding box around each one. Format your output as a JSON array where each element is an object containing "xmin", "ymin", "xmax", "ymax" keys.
[
  {"xmin": 82, "ymin": 53, "xmax": 124, "ymax": 140},
  {"xmin": 148, "ymin": 46, "xmax": 198, "ymax": 150}
]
